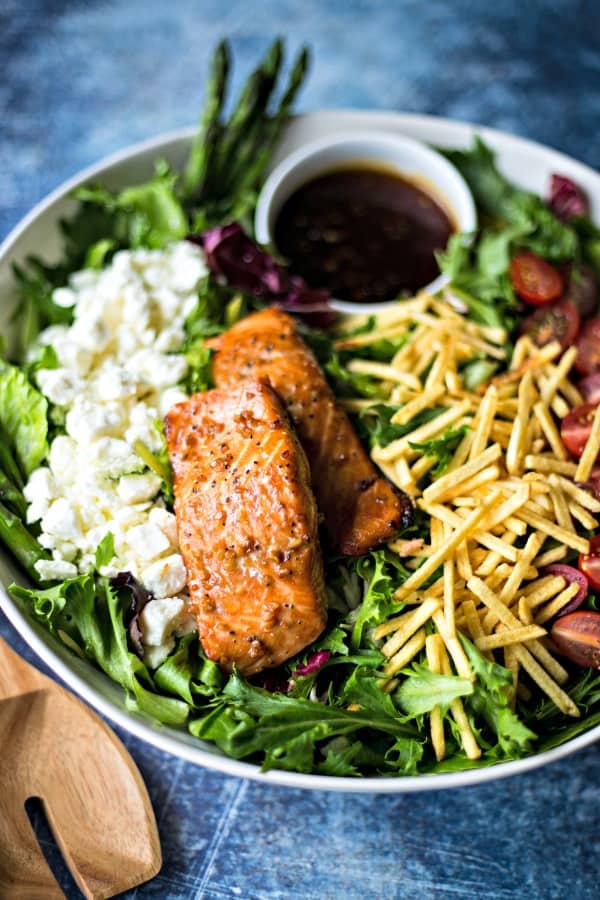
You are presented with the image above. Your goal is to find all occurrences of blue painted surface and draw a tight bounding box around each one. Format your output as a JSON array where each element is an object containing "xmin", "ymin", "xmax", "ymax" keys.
[{"xmin": 1, "ymin": 1, "xmax": 600, "ymax": 897}]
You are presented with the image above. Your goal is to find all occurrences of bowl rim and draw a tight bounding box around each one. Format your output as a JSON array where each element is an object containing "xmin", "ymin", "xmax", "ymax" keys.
[
  {"xmin": 2, "ymin": 109, "xmax": 600, "ymax": 792},
  {"xmin": 253, "ymin": 128, "xmax": 477, "ymax": 314}
]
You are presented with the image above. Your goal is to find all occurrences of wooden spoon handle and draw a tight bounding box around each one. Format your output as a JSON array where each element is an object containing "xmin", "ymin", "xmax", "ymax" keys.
[
  {"xmin": 0, "ymin": 694, "xmax": 65, "ymax": 899},
  {"xmin": 0, "ymin": 636, "xmax": 49, "ymax": 700},
  {"xmin": 0, "ymin": 642, "xmax": 162, "ymax": 897}
]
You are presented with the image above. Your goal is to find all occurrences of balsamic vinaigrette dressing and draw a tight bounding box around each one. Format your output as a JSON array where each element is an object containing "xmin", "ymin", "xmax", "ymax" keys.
[{"xmin": 274, "ymin": 164, "xmax": 455, "ymax": 304}]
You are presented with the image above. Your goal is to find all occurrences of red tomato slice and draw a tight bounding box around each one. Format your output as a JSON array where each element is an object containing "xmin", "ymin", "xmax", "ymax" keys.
[
  {"xmin": 579, "ymin": 373, "xmax": 600, "ymax": 404},
  {"xmin": 561, "ymin": 402, "xmax": 600, "ymax": 458},
  {"xmin": 519, "ymin": 299, "xmax": 580, "ymax": 352},
  {"xmin": 579, "ymin": 535, "xmax": 600, "ymax": 592},
  {"xmin": 510, "ymin": 251, "xmax": 564, "ymax": 306},
  {"xmin": 575, "ymin": 317, "xmax": 600, "ymax": 375}
]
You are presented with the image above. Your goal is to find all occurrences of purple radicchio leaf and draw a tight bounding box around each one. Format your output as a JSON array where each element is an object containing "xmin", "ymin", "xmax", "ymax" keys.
[
  {"xmin": 188, "ymin": 222, "xmax": 337, "ymax": 326},
  {"xmin": 549, "ymin": 174, "xmax": 589, "ymax": 221},
  {"xmin": 291, "ymin": 650, "xmax": 331, "ymax": 677},
  {"xmin": 111, "ymin": 571, "xmax": 154, "ymax": 659}
]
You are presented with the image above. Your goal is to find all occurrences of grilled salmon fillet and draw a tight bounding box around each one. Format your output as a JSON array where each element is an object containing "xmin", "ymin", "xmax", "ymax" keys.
[
  {"xmin": 165, "ymin": 380, "xmax": 327, "ymax": 675},
  {"xmin": 210, "ymin": 308, "xmax": 413, "ymax": 556}
]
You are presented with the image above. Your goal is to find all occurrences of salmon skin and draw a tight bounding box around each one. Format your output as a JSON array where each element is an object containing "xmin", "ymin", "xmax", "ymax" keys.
[
  {"xmin": 165, "ymin": 380, "xmax": 327, "ymax": 675},
  {"xmin": 210, "ymin": 308, "xmax": 413, "ymax": 556}
]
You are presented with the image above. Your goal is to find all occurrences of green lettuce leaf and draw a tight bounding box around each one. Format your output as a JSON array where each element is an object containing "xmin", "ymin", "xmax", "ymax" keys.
[
  {"xmin": 442, "ymin": 137, "xmax": 578, "ymax": 260},
  {"xmin": 350, "ymin": 550, "xmax": 409, "ymax": 649},
  {"xmin": 0, "ymin": 360, "xmax": 48, "ymax": 477},
  {"xmin": 460, "ymin": 635, "xmax": 537, "ymax": 756},
  {"xmin": 94, "ymin": 532, "xmax": 115, "ymax": 570},
  {"xmin": 395, "ymin": 664, "xmax": 474, "ymax": 716},
  {"xmin": 132, "ymin": 426, "xmax": 174, "ymax": 508},
  {"xmin": 437, "ymin": 137, "xmax": 582, "ymax": 334},
  {"xmin": 154, "ymin": 633, "xmax": 224, "ymax": 705},
  {"xmin": 409, "ymin": 425, "xmax": 470, "ymax": 478},
  {"xmin": 74, "ymin": 160, "xmax": 188, "ymax": 250},
  {"xmin": 191, "ymin": 668, "xmax": 418, "ymax": 773},
  {"xmin": 357, "ymin": 403, "xmax": 445, "ymax": 450},
  {"xmin": 10, "ymin": 574, "xmax": 189, "ymax": 725}
]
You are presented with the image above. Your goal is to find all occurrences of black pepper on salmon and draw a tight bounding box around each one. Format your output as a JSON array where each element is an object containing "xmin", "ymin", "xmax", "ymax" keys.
[
  {"xmin": 209, "ymin": 307, "xmax": 413, "ymax": 555},
  {"xmin": 165, "ymin": 380, "xmax": 327, "ymax": 675}
]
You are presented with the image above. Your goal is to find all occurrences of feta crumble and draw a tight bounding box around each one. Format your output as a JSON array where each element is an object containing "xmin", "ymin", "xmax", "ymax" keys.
[{"xmin": 26, "ymin": 241, "xmax": 208, "ymax": 664}]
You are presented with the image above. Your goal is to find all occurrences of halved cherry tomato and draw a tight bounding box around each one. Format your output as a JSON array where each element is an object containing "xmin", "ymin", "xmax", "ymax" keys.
[
  {"xmin": 579, "ymin": 535, "xmax": 600, "ymax": 592},
  {"xmin": 520, "ymin": 299, "xmax": 580, "ymax": 352},
  {"xmin": 560, "ymin": 402, "xmax": 600, "ymax": 458},
  {"xmin": 510, "ymin": 251, "xmax": 564, "ymax": 305},
  {"xmin": 575, "ymin": 317, "xmax": 600, "ymax": 375},
  {"xmin": 579, "ymin": 373, "xmax": 600, "ymax": 404}
]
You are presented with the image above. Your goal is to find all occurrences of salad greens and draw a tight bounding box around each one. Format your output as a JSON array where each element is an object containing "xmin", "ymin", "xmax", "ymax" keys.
[
  {"xmin": 2, "ymin": 40, "xmax": 600, "ymax": 778},
  {"xmin": 0, "ymin": 359, "xmax": 48, "ymax": 477},
  {"xmin": 437, "ymin": 137, "xmax": 600, "ymax": 332}
]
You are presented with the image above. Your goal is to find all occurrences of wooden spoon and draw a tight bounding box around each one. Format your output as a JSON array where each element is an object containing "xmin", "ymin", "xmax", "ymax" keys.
[{"xmin": 0, "ymin": 637, "xmax": 162, "ymax": 899}]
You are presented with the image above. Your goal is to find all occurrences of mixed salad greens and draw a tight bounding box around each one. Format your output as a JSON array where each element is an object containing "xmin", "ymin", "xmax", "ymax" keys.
[{"xmin": 2, "ymin": 40, "xmax": 600, "ymax": 777}]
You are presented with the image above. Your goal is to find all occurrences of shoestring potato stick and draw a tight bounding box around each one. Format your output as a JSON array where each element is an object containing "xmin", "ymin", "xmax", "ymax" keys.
[{"xmin": 338, "ymin": 297, "xmax": 593, "ymax": 719}]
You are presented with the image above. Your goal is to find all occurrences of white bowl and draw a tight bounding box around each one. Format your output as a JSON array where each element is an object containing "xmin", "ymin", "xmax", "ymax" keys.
[
  {"xmin": 2, "ymin": 111, "xmax": 600, "ymax": 792},
  {"xmin": 254, "ymin": 130, "xmax": 477, "ymax": 313}
]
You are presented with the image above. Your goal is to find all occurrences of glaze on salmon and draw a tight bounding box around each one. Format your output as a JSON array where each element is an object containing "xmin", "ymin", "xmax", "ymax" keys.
[
  {"xmin": 165, "ymin": 380, "xmax": 327, "ymax": 675},
  {"xmin": 210, "ymin": 308, "xmax": 413, "ymax": 555}
]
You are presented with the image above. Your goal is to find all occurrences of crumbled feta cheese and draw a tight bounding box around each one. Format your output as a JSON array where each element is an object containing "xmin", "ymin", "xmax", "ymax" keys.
[
  {"xmin": 52, "ymin": 286, "xmax": 77, "ymax": 308},
  {"xmin": 66, "ymin": 399, "xmax": 126, "ymax": 442},
  {"xmin": 35, "ymin": 559, "xmax": 79, "ymax": 582},
  {"xmin": 126, "ymin": 522, "xmax": 171, "ymax": 560},
  {"xmin": 128, "ymin": 349, "xmax": 188, "ymax": 390},
  {"xmin": 37, "ymin": 324, "xmax": 69, "ymax": 347},
  {"xmin": 139, "ymin": 593, "xmax": 197, "ymax": 668},
  {"xmin": 48, "ymin": 436, "xmax": 78, "ymax": 484},
  {"xmin": 41, "ymin": 498, "xmax": 82, "ymax": 542},
  {"xmin": 111, "ymin": 502, "xmax": 153, "ymax": 526},
  {"xmin": 117, "ymin": 473, "xmax": 162, "ymax": 504},
  {"xmin": 142, "ymin": 554, "xmax": 188, "ymax": 598},
  {"xmin": 69, "ymin": 268, "xmax": 99, "ymax": 290},
  {"xmin": 35, "ymin": 368, "xmax": 82, "ymax": 407},
  {"xmin": 71, "ymin": 316, "xmax": 111, "ymax": 353},
  {"xmin": 54, "ymin": 338, "xmax": 94, "ymax": 376},
  {"xmin": 154, "ymin": 326, "xmax": 185, "ymax": 353},
  {"xmin": 23, "ymin": 467, "xmax": 57, "ymax": 523},
  {"xmin": 24, "ymin": 241, "xmax": 206, "ymax": 587},
  {"xmin": 159, "ymin": 387, "xmax": 188, "ymax": 418},
  {"xmin": 148, "ymin": 507, "xmax": 178, "ymax": 545},
  {"xmin": 139, "ymin": 595, "xmax": 189, "ymax": 645},
  {"xmin": 88, "ymin": 437, "xmax": 141, "ymax": 478},
  {"xmin": 95, "ymin": 365, "xmax": 140, "ymax": 401},
  {"xmin": 168, "ymin": 241, "xmax": 208, "ymax": 291},
  {"xmin": 124, "ymin": 423, "xmax": 163, "ymax": 453},
  {"xmin": 53, "ymin": 542, "xmax": 78, "ymax": 562},
  {"xmin": 143, "ymin": 641, "xmax": 175, "ymax": 670}
]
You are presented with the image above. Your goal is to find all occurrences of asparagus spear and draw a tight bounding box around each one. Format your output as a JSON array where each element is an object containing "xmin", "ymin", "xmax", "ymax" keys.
[
  {"xmin": 230, "ymin": 45, "xmax": 311, "ymax": 229},
  {"xmin": 215, "ymin": 38, "xmax": 284, "ymax": 197},
  {"xmin": 259, "ymin": 44, "xmax": 310, "ymax": 170},
  {"xmin": 185, "ymin": 38, "xmax": 310, "ymax": 228},
  {"xmin": 0, "ymin": 469, "xmax": 27, "ymax": 519},
  {"xmin": 183, "ymin": 40, "xmax": 230, "ymax": 198},
  {"xmin": 0, "ymin": 423, "xmax": 24, "ymax": 490},
  {"xmin": 0, "ymin": 499, "xmax": 47, "ymax": 582}
]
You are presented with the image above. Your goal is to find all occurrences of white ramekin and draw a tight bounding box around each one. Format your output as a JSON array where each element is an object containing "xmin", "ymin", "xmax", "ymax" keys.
[{"xmin": 254, "ymin": 130, "xmax": 477, "ymax": 314}]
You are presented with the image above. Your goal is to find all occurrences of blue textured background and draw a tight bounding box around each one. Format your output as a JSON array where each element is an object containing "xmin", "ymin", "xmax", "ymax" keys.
[{"xmin": 1, "ymin": 1, "xmax": 600, "ymax": 897}]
